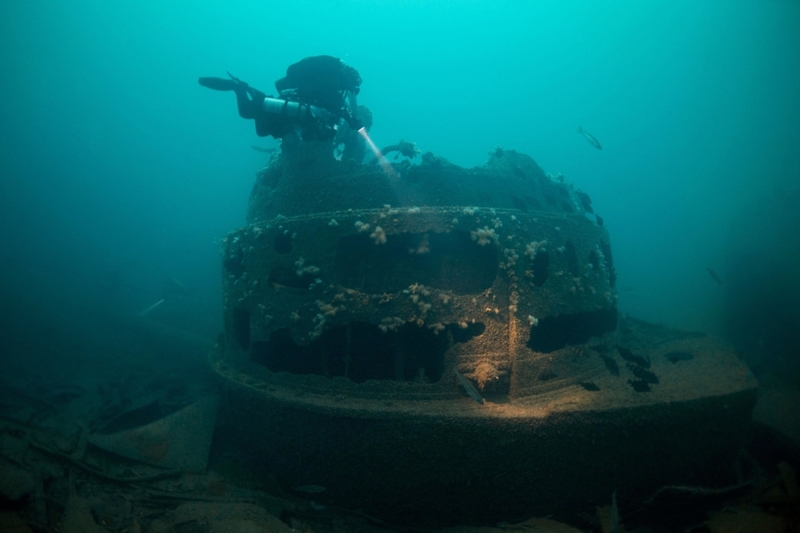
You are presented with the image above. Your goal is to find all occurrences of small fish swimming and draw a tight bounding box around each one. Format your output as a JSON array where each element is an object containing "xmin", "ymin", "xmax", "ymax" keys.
[
  {"xmin": 707, "ymin": 267, "xmax": 721, "ymax": 285},
  {"xmin": 453, "ymin": 366, "xmax": 484, "ymax": 404},
  {"xmin": 577, "ymin": 126, "xmax": 602, "ymax": 150}
]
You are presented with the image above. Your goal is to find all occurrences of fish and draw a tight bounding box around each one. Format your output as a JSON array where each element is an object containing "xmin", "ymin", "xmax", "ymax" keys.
[
  {"xmin": 578, "ymin": 126, "xmax": 602, "ymax": 150},
  {"xmin": 453, "ymin": 366, "xmax": 484, "ymax": 404},
  {"xmin": 707, "ymin": 267, "xmax": 721, "ymax": 285}
]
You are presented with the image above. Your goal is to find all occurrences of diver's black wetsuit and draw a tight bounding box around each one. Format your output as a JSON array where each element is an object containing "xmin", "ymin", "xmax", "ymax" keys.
[
  {"xmin": 233, "ymin": 82, "xmax": 293, "ymax": 138},
  {"xmin": 199, "ymin": 56, "xmax": 362, "ymax": 140},
  {"xmin": 275, "ymin": 55, "xmax": 361, "ymax": 121}
]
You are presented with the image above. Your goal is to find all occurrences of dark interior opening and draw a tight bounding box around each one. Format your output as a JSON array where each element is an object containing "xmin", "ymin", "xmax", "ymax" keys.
[
  {"xmin": 511, "ymin": 194, "xmax": 529, "ymax": 212},
  {"xmin": 525, "ymin": 195, "xmax": 541, "ymax": 209},
  {"xmin": 223, "ymin": 251, "xmax": 244, "ymax": 278},
  {"xmin": 335, "ymin": 230, "xmax": 498, "ymax": 294},
  {"xmin": 232, "ymin": 308, "xmax": 251, "ymax": 351},
  {"xmin": 527, "ymin": 308, "xmax": 618, "ymax": 353},
  {"xmin": 268, "ymin": 265, "xmax": 316, "ymax": 290},
  {"xmin": 543, "ymin": 181, "xmax": 561, "ymax": 207},
  {"xmin": 531, "ymin": 250, "xmax": 549, "ymax": 286},
  {"xmin": 477, "ymin": 192, "xmax": 494, "ymax": 206},
  {"xmin": 274, "ymin": 233, "xmax": 293, "ymax": 254},
  {"xmin": 451, "ymin": 321, "xmax": 485, "ymax": 341},
  {"xmin": 565, "ymin": 241, "xmax": 579, "ymax": 275},
  {"xmin": 251, "ymin": 321, "xmax": 484, "ymax": 384},
  {"xmin": 588, "ymin": 249, "xmax": 600, "ymax": 271}
]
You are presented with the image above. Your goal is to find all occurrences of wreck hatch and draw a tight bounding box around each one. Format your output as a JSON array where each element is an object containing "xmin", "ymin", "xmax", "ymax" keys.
[
  {"xmin": 252, "ymin": 321, "xmax": 485, "ymax": 383},
  {"xmin": 335, "ymin": 230, "xmax": 498, "ymax": 294},
  {"xmin": 526, "ymin": 308, "xmax": 618, "ymax": 353}
]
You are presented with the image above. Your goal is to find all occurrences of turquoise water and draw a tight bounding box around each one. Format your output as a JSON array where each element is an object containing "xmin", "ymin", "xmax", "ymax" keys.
[
  {"xmin": 1, "ymin": 1, "xmax": 799, "ymax": 528},
  {"xmin": 2, "ymin": 1, "xmax": 797, "ymax": 338}
]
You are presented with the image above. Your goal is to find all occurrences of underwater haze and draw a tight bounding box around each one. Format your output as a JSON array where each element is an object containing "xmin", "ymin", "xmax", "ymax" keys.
[
  {"xmin": 1, "ymin": 1, "xmax": 799, "ymax": 401},
  {"xmin": 3, "ymin": 1, "xmax": 800, "ymax": 529}
]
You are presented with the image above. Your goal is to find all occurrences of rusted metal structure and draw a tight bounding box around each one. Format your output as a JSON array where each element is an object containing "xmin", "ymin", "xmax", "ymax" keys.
[{"xmin": 211, "ymin": 138, "xmax": 757, "ymax": 523}]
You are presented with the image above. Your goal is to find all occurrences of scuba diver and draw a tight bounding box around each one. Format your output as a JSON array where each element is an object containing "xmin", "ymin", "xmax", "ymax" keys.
[{"xmin": 199, "ymin": 55, "xmax": 362, "ymax": 142}]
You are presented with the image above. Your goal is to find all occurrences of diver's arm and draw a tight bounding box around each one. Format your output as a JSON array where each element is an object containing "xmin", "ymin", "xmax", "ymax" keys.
[
  {"xmin": 199, "ymin": 72, "xmax": 252, "ymax": 93},
  {"xmin": 199, "ymin": 73, "xmax": 269, "ymax": 119},
  {"xmin": 336, "ymin": 91, "xmax": 361, "ymax": 130}
]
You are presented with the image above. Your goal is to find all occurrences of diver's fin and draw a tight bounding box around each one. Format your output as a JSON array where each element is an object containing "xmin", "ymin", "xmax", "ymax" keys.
[
  {"xmin": 198, "ymin": 76, "xmax": 239, "ymax": 91},
  {"xmin": 577, "ymin": 126, "xmax": 583, "ymax": 133}
]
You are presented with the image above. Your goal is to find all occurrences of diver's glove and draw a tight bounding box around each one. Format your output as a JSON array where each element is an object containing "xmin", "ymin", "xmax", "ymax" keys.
[
  {"xmin": 199, "ymin": 77, "xmax": 237, "ymax": 91},
  {"xmin": 340, "ymin": 109, "xmax": 363, "ymax": 130},
  {"xmin": 348, "ymin": 117, "xmax": 363, "ymax": 131},
  {"xmin": 198, "ymin": 72, "xmax": 249, "ymax": 92}
]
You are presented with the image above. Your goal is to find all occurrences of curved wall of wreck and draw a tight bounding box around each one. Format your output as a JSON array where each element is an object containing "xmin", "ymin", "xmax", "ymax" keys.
[
  {"xmin": 220, "ymin": 141, "xmax": 617, "ymax": 401},
  {"xmin": 211, "ymin": 140, "xmax": 756, "ymax": 523}
]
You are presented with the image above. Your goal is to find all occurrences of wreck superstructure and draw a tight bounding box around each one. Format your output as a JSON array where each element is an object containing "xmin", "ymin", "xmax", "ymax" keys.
[
  {"xmin": 221, "ymin": 140, "xmax": 618, "ymax": 397},
  {"xmin": 211, "ymin": 138, "xmax": 757, "ymax": 523}
]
